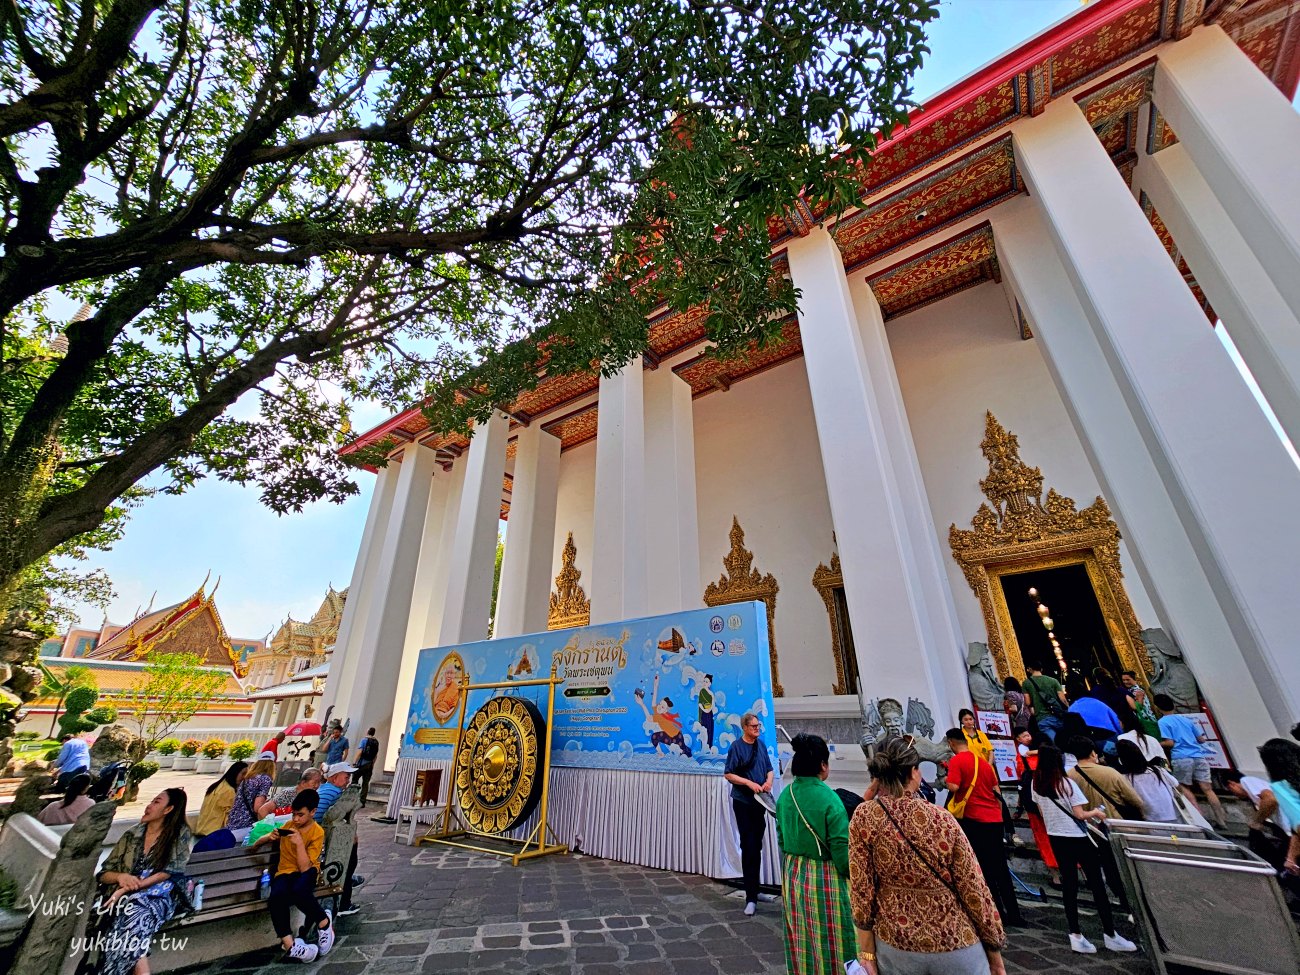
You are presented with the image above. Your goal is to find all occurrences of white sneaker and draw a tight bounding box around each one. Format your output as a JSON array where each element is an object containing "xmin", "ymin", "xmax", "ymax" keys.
[
  {"xmin": 1070, "ymin": 933, "xmax": 1097, "ymax": 954},
  {"xmin": 317, "ymin": 911, "xmax": 335, "ymax": 956},
  {"xmin": 287, "ymin": 938, "xmax": 319, "ymax": 963},
  {"xmin": 743, "ymin": 901, "xmax": 756, "ymax": 916},
  {"xmin": 1104, "ymin": 933, "xmax": 1138, "ymax": 952}
]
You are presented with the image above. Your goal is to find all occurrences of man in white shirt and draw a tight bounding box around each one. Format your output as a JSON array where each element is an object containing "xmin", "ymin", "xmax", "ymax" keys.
[{"xmin": 1225, "ymin": 770, "xmax": 1291, "ymax": 868}]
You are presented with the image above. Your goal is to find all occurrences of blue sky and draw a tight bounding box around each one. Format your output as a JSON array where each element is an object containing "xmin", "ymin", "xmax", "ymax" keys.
[{"xmin": 58, "ymin": 1, "xmax": 1121, "ymax": 638}]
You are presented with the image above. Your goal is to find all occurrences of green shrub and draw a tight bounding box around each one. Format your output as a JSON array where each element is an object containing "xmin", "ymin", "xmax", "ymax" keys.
[
  {"xmin": 44, "ymin": 746, "xmax": 61, "ymax": 762},
  {"xmin": 129, "ymin": 760, "xmax": 160, "ymax": 783},
  {"xmin": 228, "ymin": 739, "xmax": 257, "ymax": 761},
  {"xmin": 15, "ymin": 730, "xmax": 38, "ymax": 740},
  {"xmin": 200, "ymin": 738, "xmax": 227, "ymax": 759},
  {"xmin": 179, "ymin": 738, "xmax": 202, "ymax": 757},
  {"xmin": 156, "ymin": 738, "xmax": 181, "ymax": 755}
]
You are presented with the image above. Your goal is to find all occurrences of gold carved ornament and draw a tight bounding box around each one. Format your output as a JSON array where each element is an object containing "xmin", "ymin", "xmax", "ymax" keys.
[
  {"xmin": 948, "ymin": 413, "xmax": 1150, "ymax": 682},
  {"xmin": 703, "ymin": 517, "xmax": 783, "ymax": 696},
  {"xmin": 455, "ymin": 696, "xmax": 545, "ymax": 834},
  {"xmin": 811, "ymin": 552, "xmax": 852, "ymax": 696},
  {"xmin": 547, "ymin": 532, "xmax": 590, "ymax": 630}
]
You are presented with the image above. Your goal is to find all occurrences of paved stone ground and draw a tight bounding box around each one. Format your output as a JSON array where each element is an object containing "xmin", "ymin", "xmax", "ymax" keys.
[{"xmin": 173, "ymin": 815, "xmax": 1178, "ymax": 975}]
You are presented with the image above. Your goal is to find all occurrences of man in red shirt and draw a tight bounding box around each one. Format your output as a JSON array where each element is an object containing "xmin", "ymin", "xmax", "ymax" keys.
[{"xmin": 944, "ymin": 727, "xmax": 1023, "ymax": 926}]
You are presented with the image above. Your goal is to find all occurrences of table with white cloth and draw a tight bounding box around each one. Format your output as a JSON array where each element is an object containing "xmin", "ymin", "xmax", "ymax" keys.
[{"xmin": 385, "ymin": 757, "xmax": 782, "ymax": 884}]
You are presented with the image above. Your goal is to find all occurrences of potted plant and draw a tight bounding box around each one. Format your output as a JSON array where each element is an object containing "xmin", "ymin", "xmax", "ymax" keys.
[
  {"xmin": 174, "ymin": 738, "xmax": 202, "ymax": 770},
  {"xmin": 195, "ymin": 737, "xmax": 227, "ymax": 773},
  {"xmin": 228, "ymin": 739, "xmax": 256, "ymax": 762},
  {"xmin": 154, "ymin": 738, "xmax": 181, "ymax": 769}
]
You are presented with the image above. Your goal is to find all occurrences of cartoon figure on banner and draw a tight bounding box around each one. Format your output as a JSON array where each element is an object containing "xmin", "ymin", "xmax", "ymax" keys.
[
  {"xmin": 697, "ymin": 673, "xmax": 718, "ymax": 749},
  {"xmin": 430, "ymin": 652, "xmax": 465, "ymax": 725},
  {"xmin": 508, "ymin": 643, "xmax": 537, "ymax": 680},
  {"xmin": 633, "ymin": 674, "xmax": 693, "ymax": 757}
]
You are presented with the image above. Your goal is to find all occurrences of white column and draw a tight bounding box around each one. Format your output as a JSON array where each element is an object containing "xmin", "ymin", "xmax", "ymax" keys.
[
  {"xmin": 1011, "ymin": 97, "xmax": 1300, "ymax": 738},
  {"xmin": 787, "ymin": 227, "xmax": 968, "ymax": 722},
  {"xmin": 337, "ymin": 443, "xmax": 439, "ymax": 750},
  {"xmin": 1154, "ymin": 25, "xmax": 1300, "ymax": 326},
  {"xmin": 320, "ymin": 463, "xmax": 400, "ymax": 716},
  {"xmin": 992, "ymin": 196, "xmax": 1279, "ymax": 764},
  {"xmin": 494, "ymin": 425, "xmax": 561, "ymax": 638},
  {"xmin": 437, "ymin": 412, "xmax": 509, "ymax": 644},
  {"xmin": 642, "ymin": 367, "xmax": 702, "ymax": 616},
  {"xmin": 383, "ymin": 470, "xmax": 454, "ymax": 768},
  {"xmin": 422, "ymin": 461, "xmax": 466, "ymax": 644},
  {"xmin": 1139, "ymin": 143, "xmax": 1300, "ymax": 447},
  {"xmin": 590, "ymin": 360, "xmax": 649, "ymax": 624}
]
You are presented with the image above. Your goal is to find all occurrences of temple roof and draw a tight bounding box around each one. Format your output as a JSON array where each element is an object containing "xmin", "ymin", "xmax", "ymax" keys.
[
  {"xmin": 268, "ymin": 586, "xmax": 347, "ymax": 651},
  {"xmin": 344, "ymin": 0, "xmax": 1300, "ymax": 493},
  {"xmin": 85, "ymin": 581, "xmax": 253, "ymax": 678}
]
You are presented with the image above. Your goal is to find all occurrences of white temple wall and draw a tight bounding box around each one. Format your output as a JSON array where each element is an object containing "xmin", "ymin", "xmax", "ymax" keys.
[
  {"xmin": 690, "ymin": 359, "xmax": 839, "ymax": 699},
  {"xmin": 549, "ymin": 437, "xmax": 597, "ymax": 600},
  {"xmin": 885, "ymin": 280, "xmax": 1162, "ymax": 647}
]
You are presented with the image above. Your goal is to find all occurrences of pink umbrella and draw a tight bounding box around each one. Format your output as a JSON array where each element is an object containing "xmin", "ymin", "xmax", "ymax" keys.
[{"xmin": 282, "ymin": 721, "xmax": 322, "ymax": 737}]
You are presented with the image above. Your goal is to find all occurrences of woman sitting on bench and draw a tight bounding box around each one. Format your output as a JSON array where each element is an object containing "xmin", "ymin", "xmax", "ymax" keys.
[
  {"xmin": 94, "ymin": 788, "xmax": 192, "ymax": 975},
  {"xmin": 251, "ymin": 788, "xmax": 335, "ymax": 963}
]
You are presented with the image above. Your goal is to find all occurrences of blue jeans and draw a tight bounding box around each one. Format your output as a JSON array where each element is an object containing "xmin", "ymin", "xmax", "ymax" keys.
[{"xmin": 1036, "ymin": 715, "xmax": 1063, "ymax": 742}]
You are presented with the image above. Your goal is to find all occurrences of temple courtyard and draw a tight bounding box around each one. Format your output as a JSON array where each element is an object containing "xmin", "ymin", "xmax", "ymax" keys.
[{"xmin": 174, "ymin": 816, "xmax": 1153, "ymax": 975}]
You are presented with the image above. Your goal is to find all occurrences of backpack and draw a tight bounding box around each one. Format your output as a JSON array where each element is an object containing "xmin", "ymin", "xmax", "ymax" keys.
[{"xmin": 358, "ymin": 736, "xmax": 379, "ymax": 767}]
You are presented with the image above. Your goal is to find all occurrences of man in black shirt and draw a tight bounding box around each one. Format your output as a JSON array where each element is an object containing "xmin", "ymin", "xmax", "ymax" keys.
[
  {"xmin": 352, "ymin": 727, "xmax": 381, "ymax": 805},
  {"xmin": 723, "ymin": 712, "xmax": 774, "ymax": 916}
]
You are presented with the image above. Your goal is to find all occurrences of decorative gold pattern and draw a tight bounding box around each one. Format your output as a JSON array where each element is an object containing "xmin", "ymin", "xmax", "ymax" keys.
[
  {"xmin": 948, "ymin": 413, "xmax": 1149, "ymax": 682},
  {"xmin": 548, "ymin": 532, "xmax": 591, "ymax": 630},
  {"xmin": 703, "ymin": 517, "xmax": 783, "ymax": 696},
  {"xmin": 455, "ymin": 696, "xmax": 544, "ymax": 834},
  {"xmin": 1076, "ymin": 64, "xmax": 1154, "ymax": 128},
  {"xmin": 672, "ymin": 319, "xmax": 803, "ymax": 399},
  {"xmin": 867, "ymin": 223, "xmax": 1001, "ymax": 320},
  {"xmin": 811, "ymin": 552, "xmax": 852, "ymax": 696}
]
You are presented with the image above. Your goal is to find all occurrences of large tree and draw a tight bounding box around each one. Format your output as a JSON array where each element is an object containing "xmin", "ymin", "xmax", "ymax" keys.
[{"xmin": 0, "ymin": 0, "xmax": 937, "ymax": 605}]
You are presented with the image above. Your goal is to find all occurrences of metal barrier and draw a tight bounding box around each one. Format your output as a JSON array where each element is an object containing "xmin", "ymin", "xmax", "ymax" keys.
[{"xmin": 1106, "ymin": 820, "xmax": 1300, "ymax": 975}]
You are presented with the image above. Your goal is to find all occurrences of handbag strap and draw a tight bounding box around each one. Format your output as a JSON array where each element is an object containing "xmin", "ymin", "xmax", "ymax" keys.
[
  {"xmin": 1074, "ymin": 766, "xmax": 1129, "ymax": 816},
  {"xmin": 875, "ymin": 798, "xmax": 982, "ymax": 933},
  {"xmin": 950, "ymin": 753, "xmax": 983, "ymax": 810},
  {"xmin": 789, "ymin": 787, "xmax": 827, "ymax": 857},
  {"xmin": 1045, "ymin": 792, "xmax": 1100, "ymax": 847}
]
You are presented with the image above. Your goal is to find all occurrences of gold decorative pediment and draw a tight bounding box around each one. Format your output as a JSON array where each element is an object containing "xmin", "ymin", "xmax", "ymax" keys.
[
  {"xmin": 948, "ymin": 412, "xmax": 1148, "ymax": 681},
  {"xmin": 548, "ymin": 532, "xmax": 590, "ymax": 630},
  {"xmin": 703, "ymin": 517, "xmax": 783, "ymax": 696}
]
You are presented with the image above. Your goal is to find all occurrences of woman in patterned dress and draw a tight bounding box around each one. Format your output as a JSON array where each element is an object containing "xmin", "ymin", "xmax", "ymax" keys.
[
  {"xmin": 775, "ymin": 733, "xmax": 854, "ymax": 974},
  {"xmin": 94, "ymin": 789, "xmax": 192, "ymax": 975},
  {"xmin": 224, "ymin": 757, "xmax": 276, "ymax": 832},
  {"xmin": 849, "ymin": 737, "xmax": 1006, "ymax": 974}
]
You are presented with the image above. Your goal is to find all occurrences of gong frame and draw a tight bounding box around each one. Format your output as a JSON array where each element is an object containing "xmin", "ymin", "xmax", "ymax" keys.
[{"xmin": 416, "ymin": 661, "xmax": 569, "ymax": 866}]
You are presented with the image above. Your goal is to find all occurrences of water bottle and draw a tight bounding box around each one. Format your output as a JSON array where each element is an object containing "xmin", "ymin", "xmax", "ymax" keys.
[
  {"xmin": 258, "ymin": 868, "xmax": 271, "ymax": 901},
  {"xmin": 192, "ymin": 878, "xmax": 205, "ymax": 911}
]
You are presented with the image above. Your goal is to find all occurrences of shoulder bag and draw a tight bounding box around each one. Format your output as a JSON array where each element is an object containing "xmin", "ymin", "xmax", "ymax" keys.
[
  {"xmin": 1028, "ymin": 676, "xmax": 1066, "ymax": 716},
  {"xmin": 789, "ymin": 787, "xmax": 828, "ymax": 857},
  {"xmin": 946, "ymin": 753, "xmax": 983, "ymax": 819},
  {"xmin": 1046, "ymin": 792, "xmax": 1107, "ymax": 847},
  {"xmin": 1074, "ymin": 766, "xmax": 1143, "ymax": 821},
  {"xmin": 874, "ymin": 798, "xmax": 988, "ymax": 939}
]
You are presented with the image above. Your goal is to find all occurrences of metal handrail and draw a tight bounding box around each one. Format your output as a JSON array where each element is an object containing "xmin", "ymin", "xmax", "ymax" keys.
[{"xmin": 1126, "ymin": 851, "xmax": 1277, "ymax": 875}]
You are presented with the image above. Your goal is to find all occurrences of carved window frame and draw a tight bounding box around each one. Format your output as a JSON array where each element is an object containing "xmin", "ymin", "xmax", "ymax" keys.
[{"xmin": 703, "ymin": 517, "xmax": 783, "ymax": 696}]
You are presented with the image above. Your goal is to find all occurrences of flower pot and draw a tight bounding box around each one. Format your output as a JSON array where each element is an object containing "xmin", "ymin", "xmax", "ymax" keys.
[
  {"xmin": 174, "ymin": 756, "xmax": 197, "ymax": 770},
  {"xmin": 156, "ymin": 755, "xmax": 175, "ymax": 769},
  {"xmin": 195, "ymin": 758, "xmax": 223, "ymax": 774}
]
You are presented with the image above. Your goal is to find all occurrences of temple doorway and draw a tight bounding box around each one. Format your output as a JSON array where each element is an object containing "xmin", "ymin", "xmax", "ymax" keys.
[{"xmin": 997, "ymin": 562, "xmax": 1124, "ymax": 686}]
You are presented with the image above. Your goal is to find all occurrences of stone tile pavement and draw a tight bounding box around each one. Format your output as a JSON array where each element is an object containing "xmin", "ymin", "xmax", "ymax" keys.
[{"xmin": 176, "ymin": 817, "xmax": 1165, "ymax": 975}]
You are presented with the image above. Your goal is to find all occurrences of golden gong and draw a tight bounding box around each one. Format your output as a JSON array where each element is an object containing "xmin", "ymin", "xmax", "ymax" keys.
[{"xmin": 455, "ymin": 696, "xmax": 546, "ymax": 834}]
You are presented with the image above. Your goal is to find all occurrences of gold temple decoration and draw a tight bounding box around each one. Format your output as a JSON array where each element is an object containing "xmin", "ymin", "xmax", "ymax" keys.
[
  {"xmin": 811, "ymin": 552, "xmax": 853, "ymax": 696},
  {"xmin": 547, "ymin": 532, "xmax": 590, "ymax": 630},
  {"xmin": 704, "ymin": 517, "xmax": 783, "ymax": 696},
  {"xmin": 948, "ymin": 413, "xmax": 1149, "ymax": 682}
]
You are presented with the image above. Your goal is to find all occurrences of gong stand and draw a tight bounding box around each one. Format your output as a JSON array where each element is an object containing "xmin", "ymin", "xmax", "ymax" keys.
[{"xmin": 417, "ymin": 663, "xmax": 569, "ymax": 866}]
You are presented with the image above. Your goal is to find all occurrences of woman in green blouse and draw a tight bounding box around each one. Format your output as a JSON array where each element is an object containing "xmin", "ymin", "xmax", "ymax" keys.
[{"xmin": 776, "ymin": 733, "xmax": 854, "ymax": 975}]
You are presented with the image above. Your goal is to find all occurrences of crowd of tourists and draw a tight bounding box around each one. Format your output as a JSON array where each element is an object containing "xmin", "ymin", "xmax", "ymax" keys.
[
  {"xmin": 726, "ymin": 667, "xmax": 1300, "ymax": 975},
  {"xmin": 32, "ymin": 723, "xmax": 382, "ymax": 974}
]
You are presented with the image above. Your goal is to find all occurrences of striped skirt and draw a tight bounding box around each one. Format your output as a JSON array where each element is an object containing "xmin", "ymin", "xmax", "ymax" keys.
[{"xmin": 782, "ymin": 853, "xmax": 856, "ymax": 975}]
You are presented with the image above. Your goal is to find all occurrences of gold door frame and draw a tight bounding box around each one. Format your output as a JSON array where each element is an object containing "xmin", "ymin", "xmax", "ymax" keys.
[
  {"xmin": 704, "ymin": 517, "xmax": 783, "ymax": 696},
  {"xmin": 979, "ymin": 548, "xmax": 1146, "ymax": 683},
  {"xmin": 949, "ymin": 413, "xmax": 1151, "ymax": 683}
]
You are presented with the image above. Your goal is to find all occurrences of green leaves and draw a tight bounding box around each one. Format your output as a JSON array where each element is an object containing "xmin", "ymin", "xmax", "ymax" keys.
[{"xmin": 0, "ymin": 0, "xmax": 938, "ymax": 598}]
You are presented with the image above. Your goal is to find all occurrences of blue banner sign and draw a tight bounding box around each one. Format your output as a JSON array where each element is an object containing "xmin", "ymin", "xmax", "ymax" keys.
[{"xmin": 398, "ymin": 601, "xmax": 776, "ymax": 775}]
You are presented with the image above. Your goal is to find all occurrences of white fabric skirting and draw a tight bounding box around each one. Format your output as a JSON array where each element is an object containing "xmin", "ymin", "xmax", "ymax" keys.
[{"xmin": 386, "ymin": 757, "xmax": 780, "ymax": 884}]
